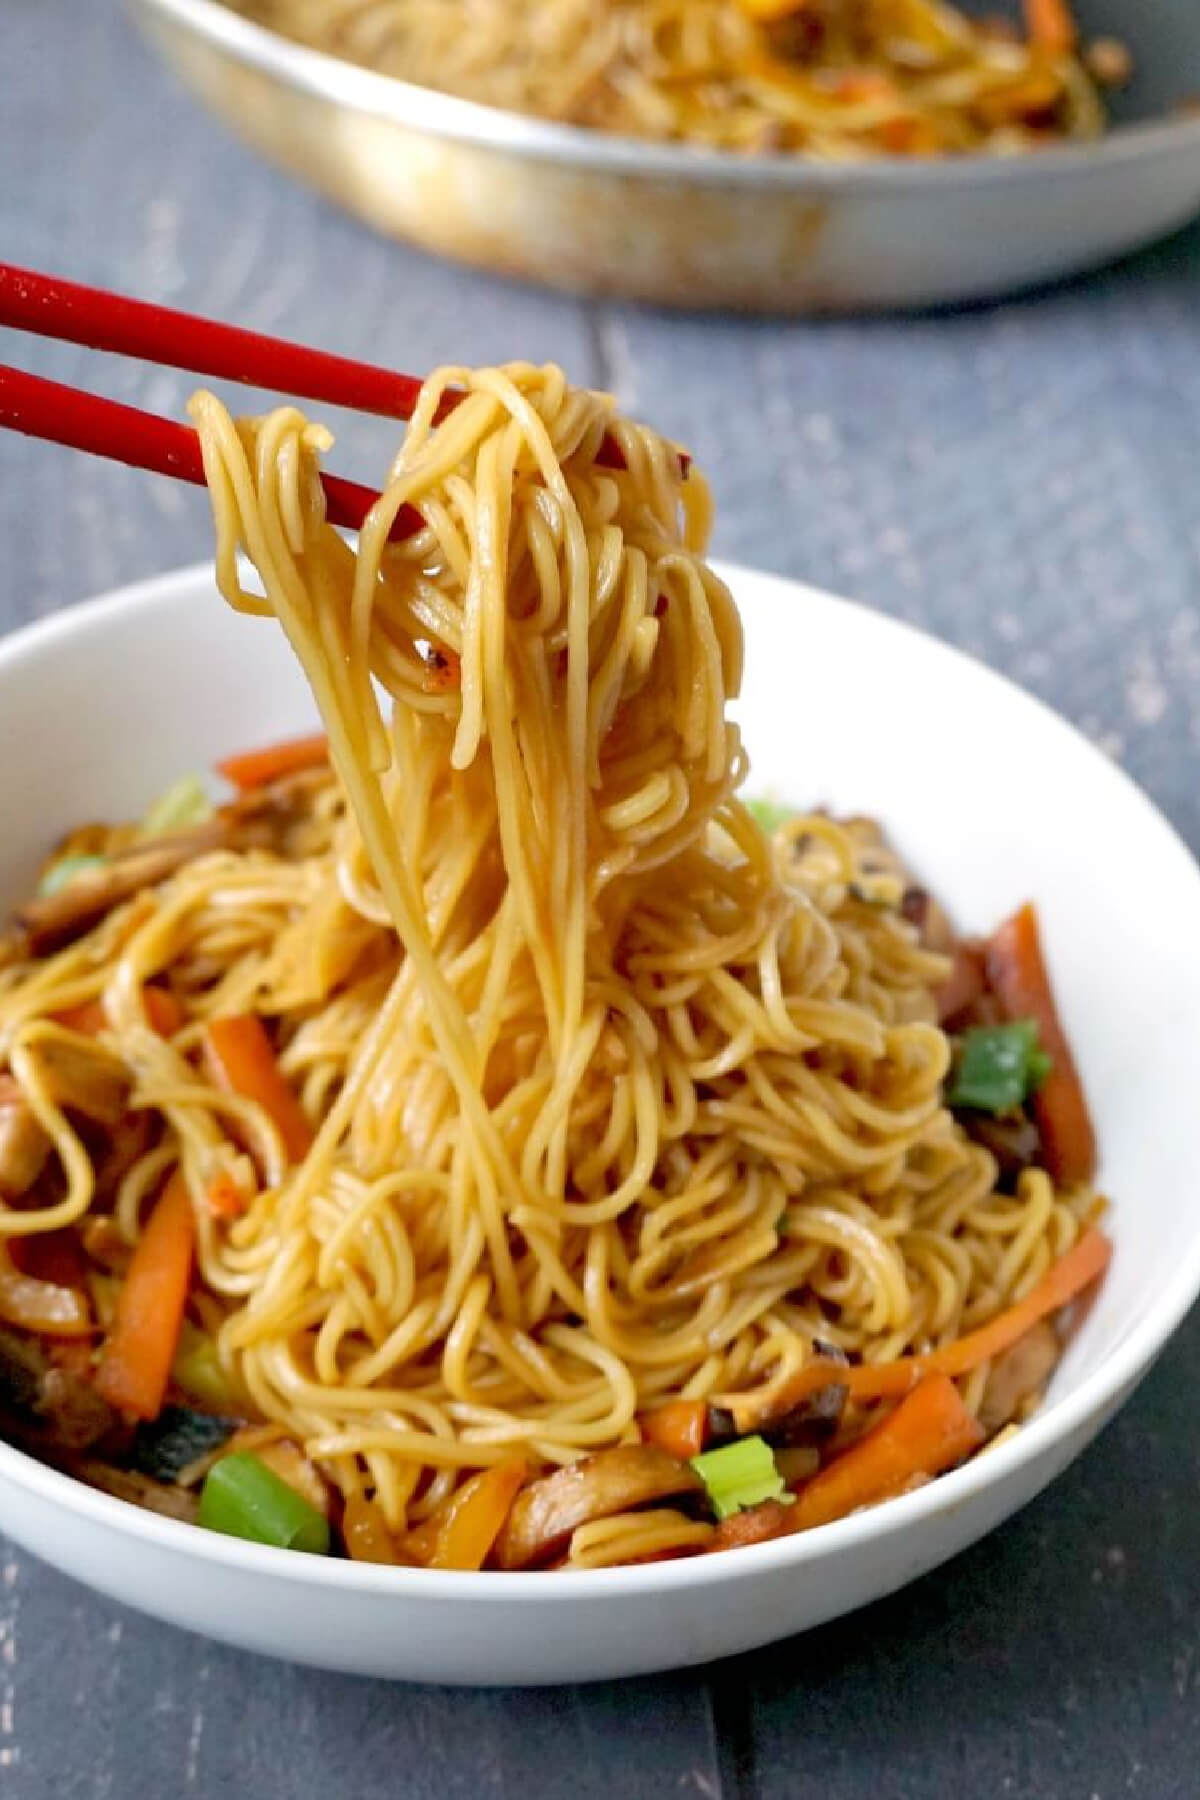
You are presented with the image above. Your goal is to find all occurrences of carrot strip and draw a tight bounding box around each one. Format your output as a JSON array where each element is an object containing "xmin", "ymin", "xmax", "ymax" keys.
[
  {"xmin": 935, "ymin": 942, "xmax": 985, "ymax": 1025},
  {"xmin": 789, "ymin": 1373, "xmax": 984, "ymax": 1533},
  {"xmin": 216, "ymin": 733, "xmax": 329, "ymax": 792},
  {"xmin": 708, "ymin": 1498, "xmax": 793, "ymax": 1554},
  {"xmin": 986, "ymin": 902, "xmax": 1097, "ymax": 1185},
  {"xmin": 400, "ymin": 1515, "xmax": 443, "ymax": 1567},
  {"xmin": 53, "ymin": 984, "xmax": 184, "ymax": 1038},
  {"xmin": 638, "ymin": 1399, "xmax": 708, "ymax": 1461},
  {"xmin": 737, "ymin": 1226, "xmax": 1112, "ymax": 1423},
  {"xmin": 94, "ymin": 1170, "xmax": 195, "ymax": 1418},
  {"xmin": 1023, "ymin": 0, "xmax": 1077, "ymax": 54},
  {"xmin": 429, "ymin": 1459, "xmax": 529, "ymax": 1571},
  {"xmin": 204, "ymin": 1015, "xmax": 313, "ymax": 1165}
]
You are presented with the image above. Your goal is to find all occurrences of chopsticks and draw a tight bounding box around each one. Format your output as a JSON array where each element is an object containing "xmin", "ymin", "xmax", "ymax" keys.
[
  {"xmin": 0, "ymin": 264, "xmax": 434, "ymax": 422},
  {"xmin": 0, "ymin": 263, "xmax": 656, "ymax": 543},
  {"xmin": 0, "ymin": 363, "xmax": 403, "ymax": 538}
]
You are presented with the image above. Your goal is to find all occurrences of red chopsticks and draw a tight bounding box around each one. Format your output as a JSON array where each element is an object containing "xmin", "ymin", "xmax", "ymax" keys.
[
  {"xmin": 0, "ymin": 264, "xmax": 435, "ymax": 422},
  {"xmin": 0, "ymin": 363, "xmax": 412, "ymax": 538},
  {"xmin": 0, "ymin": 263, "xmax": 678, "ymax": 541}
]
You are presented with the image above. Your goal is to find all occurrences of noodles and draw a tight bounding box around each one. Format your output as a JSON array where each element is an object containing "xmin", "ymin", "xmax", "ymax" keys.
[
  {"xmin": 0, "ymin": 365, "xmax": 1101, "ymax": 1564},
  {"xmin": 227, "ymin": 0, "xmax": 1122, "ymax": 159}
]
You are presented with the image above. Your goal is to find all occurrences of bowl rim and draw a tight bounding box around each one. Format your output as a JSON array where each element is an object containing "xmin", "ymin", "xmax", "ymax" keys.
[
  {"xmin": 2, "ymin": 559, "xmax": 1200, "ymax": 1604},
  {"xmin": 135, "ymin": 0, "xmax": 1200, "ymax": 191}
]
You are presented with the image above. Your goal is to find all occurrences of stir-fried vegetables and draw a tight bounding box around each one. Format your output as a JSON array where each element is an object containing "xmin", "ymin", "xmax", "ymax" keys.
[
  {"xmin": 1023, "ymin": 0, "xmax": 1077, "ymax": 54},
  {"xmin": 747, "ymin": 797, "xmax": 795, "ymax": 833},
  {"xmin": 204, "ymin": 1015, "xmax": 314, "ymax": 1165},
  {"xmin": 131, "ymin": 1406, "xmax": 237, "ymax": 1483},
  {"xmin": 639, "ymin": 1398, "xmax": 709, "ymax": 1460},
  {"xmin": 733, "ymin": 1226, "xmax": 1112, "ymax": 1426},
  {"xmin": 428, "ymin": 1458, "xmax": 529, "ymax": 1571},
  {"xmin": 986, "ymin": 903, "xmax": 1097, "ymax": 1186},
  {"xmin": 171, "ymin": 1322, "xmax": 238, "ymax": 1411},
  {"xmin": 342, "ymin": 1492, "xmax": 403, "ymax": 1565},
  {"xmin": 53, "ymin": 984, "xmax": 185, "ymax": 1039},
  {"xmin": 949, "ymin": 1020, "xmax": 1052, "ymax": 1115},
  {"xmin": 690, "ymin": 1436, "xmax": 786, "ymax": 1520},
  {"xmin": 198, "ymin": 1450, "xmax": 330, "ymax": 1553},
  {"xmin": 216, "ymin": 732, "xmax": 329, "ymax": 792},
  {"xmin": 0, "ymin": 764, "xmax": 1110, "ymax": 1569},
  {"xmin": 790, "ymin": 1373, "xmax": 984, "ymax": 1532},
  {"xmin": 141, "ymin": 774, "xmax": 212, "ymax": 836},
  {"xmin": 94, "ymin": 1171, "xmax": 195, "ymax": 1419}
]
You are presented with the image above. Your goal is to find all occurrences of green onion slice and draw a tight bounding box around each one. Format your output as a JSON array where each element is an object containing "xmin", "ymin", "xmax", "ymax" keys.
[
  {"xmin": 948, "ymin": 1020, "xmax": 1054, "ymax": 1115},
  {"xmin": 690, "ymin": 1435, "xmax": 786, "ymax": 1520},
  {"xmin": 141, "ymin": 774, "xmax": 212, "ymax": 836},
  {"xmin": 198, "ymin": 1451, "xmax": 330, "ymax": 1554},
  {"xmin": 747, "ymin": 798, "xmax": 796, "ymax": 834}
]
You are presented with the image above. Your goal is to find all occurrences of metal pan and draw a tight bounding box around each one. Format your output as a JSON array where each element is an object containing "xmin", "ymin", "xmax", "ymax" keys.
[{"xmin": 131, "ymin": 0, "xmax": 1200, "ymax": 313}]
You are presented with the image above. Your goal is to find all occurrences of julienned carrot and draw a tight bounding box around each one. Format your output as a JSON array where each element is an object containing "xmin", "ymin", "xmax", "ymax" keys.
[
  {"xmin": 216, "ymin": 733, "xmax": 329, "ymax": 792},
  {"xmin": 204, "ymin": 1014, "xmax": 314, "ymax": 1164},
  {"xmin": 708, "ymin": 1499, "xmax": 793, "ymax": 1554},
  {"xmin": 736, "ymin": 1226, "xmax": 1112, "ymax": 1425},
  {"xmin": 53, "ymin": 984, "xmax": 185, "ymax": 1039},
  {"xmin": 1023, "ymin": 0, "xmax": 1077, "ymax": 54},
  {"xmin": 429, "ymin": 1459, "xmax": 529, "ymax": 1571},
  {"xmin": 94, "ymin": 1170, "xmax": 195, "ymax": 1419},
  {"xmin": 986, "ymin": 902, "xmax": 1097, "ymax": 1185},
  {"xmin": 639, "ymin": 1399, "xmax": 709, "ymax": 1460},
  {"xmin": 789, "ymin": 1373, "xmax": 984, "ymax": 1533}
]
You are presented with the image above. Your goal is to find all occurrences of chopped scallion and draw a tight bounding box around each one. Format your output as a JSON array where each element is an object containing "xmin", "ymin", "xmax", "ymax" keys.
[
  {"xmin": 747, "ymin": 798, "xmax": 795, "ymax": 834},
  {"xmin": 141, "ymin": 774, "xmax": 212, "ymax": 836},
  {"xmin": 172, "ymin": 1322, "xmax": 238, "ymax": 1411},
  {"xmin": 198, "ymin": 1450, "xmax": 330, "ymax": 1554},
  {"xmin": 690, "ymin": 1434, "xmax": 785, "ymax": 1520},
  {"xmin": 949, "ymin": 1020, "xmax": 1053, "ymax": 1115}
]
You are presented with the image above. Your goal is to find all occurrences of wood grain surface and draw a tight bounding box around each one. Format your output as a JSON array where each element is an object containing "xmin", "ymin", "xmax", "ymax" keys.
[{"xmin": 2, "ymin": 5, "xmax": 1199, "ymax": 1796}]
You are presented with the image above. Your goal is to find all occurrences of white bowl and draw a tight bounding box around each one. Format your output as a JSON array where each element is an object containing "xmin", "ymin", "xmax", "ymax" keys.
[{"xmin": 1, "ymin": 562, "xmax": 1198, "ymax": 1685}]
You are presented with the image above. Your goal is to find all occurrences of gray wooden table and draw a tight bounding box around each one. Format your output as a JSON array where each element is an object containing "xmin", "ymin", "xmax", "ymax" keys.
[{"xmin": 4, "ymin": 5, "xmax": 1200, "ymax": 1795}]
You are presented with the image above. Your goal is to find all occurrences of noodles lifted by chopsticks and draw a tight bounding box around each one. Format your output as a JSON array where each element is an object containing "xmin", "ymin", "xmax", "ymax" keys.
[
  {"xmin": 0, "ymin": 365, "xmax": 1102, "ymax": 1566},
  {"xmin": 227, "ymin": 0, "xmax": 1130, "ymax": 159}
]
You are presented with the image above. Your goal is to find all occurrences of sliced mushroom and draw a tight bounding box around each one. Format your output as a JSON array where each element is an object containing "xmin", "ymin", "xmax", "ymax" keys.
[
  {"xmin": 493, "ymin": 1444, "xmax": 704, "ymax": 1571},
  {"xmin": 14, "ymin": 819, "xmax": 238, "ymax": 956},
  {"xmin": 961, "ymin": 1110, "xmax": 1042, "ymax": 1185},
  {"xmin": 709, "ymin": 1376, "xmax": 848, "ymax": 1452},
  {"xmin": 225, "ymin": 768, "xmax": 338, "ymax": 859},
  {"xmin": 978, "ymin": 1321, "xmax": 1061, "ymax": 1436},
  {"xmin": 0, "ymin": 1075, "xmax": 51, "ymax": 1199},
  {"xmin": 0, "ymin": 1326, "xmax": 113, "ymax": 1450},
  {"xmin": 25, "ymin": 1034, "xmax": 131, "ymax": 1130},
  {"xmin": 14, "ymin": 778, "xmax": 332, "ymax": 959},
  {"xmin": 78, "ymin": 1459, "xmax": 199, "ymax": 1523}
]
